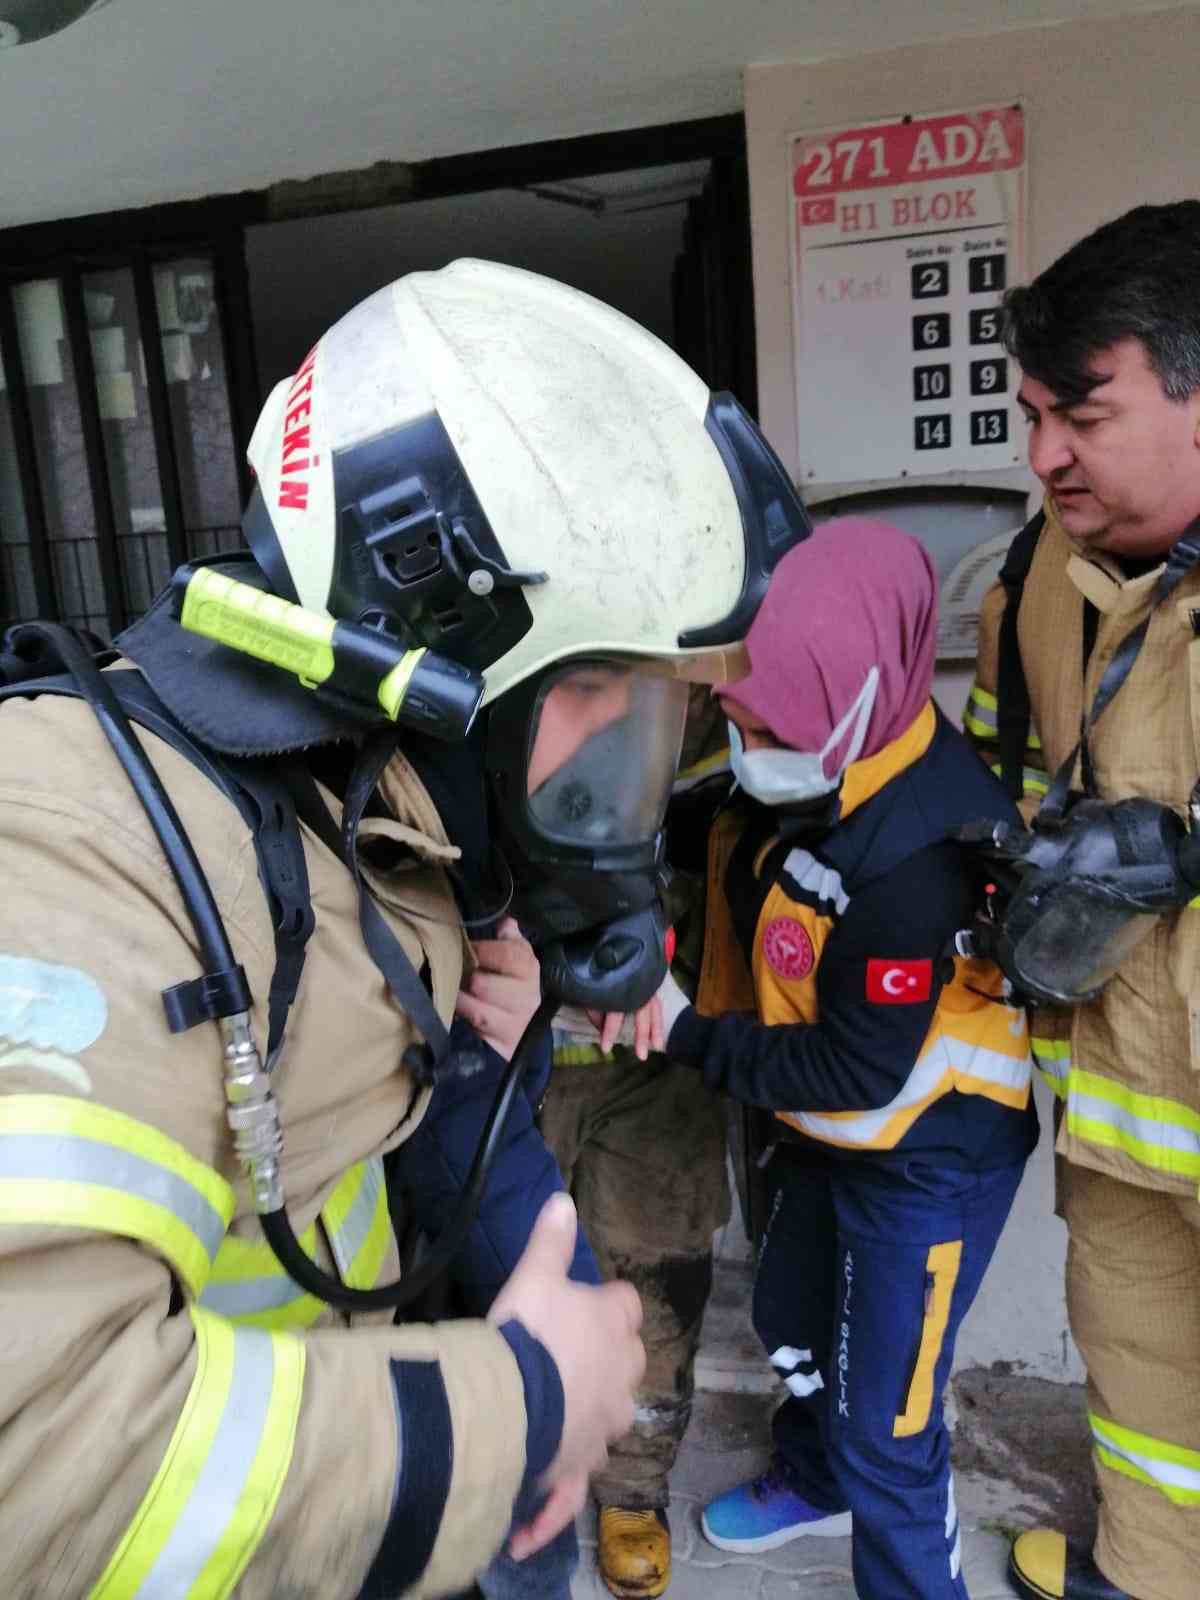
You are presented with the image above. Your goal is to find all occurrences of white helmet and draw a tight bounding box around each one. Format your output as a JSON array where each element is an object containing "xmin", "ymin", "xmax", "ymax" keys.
[{"xmin": 244, "ymin": 259, "xmax": 809, "ymax": 705}]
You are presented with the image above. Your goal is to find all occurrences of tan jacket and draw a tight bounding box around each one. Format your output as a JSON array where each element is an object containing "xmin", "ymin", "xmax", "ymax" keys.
[
  {"xmin": 0, "ymin": 691, "xmax": 529, "ymax": 1598},
  {"xmin": 969, "ymin": 502, "xmax": 1200, "ymax": 1197}
]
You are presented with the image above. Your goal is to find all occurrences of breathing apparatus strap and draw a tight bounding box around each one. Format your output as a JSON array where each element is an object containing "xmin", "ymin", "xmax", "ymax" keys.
[
  {"xmin": 284, "ymin": 739, "xmax": 451, "ymax": 1079},
  {"xmin": 1039, "ymin": 521, "xmax": 1200, "ymax": 822},
  {"xmin": 0, "ymin": 659, "xmax": 449, "ymax": 1078},
  {"xmin": 995, "ymin": 511, "xmax": 1046, "ymax": 801}
]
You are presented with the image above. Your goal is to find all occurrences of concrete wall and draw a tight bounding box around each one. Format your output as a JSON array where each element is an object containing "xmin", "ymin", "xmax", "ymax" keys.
[{"xmin": 739, "ymin": 7, "xmax": 1200, "ymax": 1382}]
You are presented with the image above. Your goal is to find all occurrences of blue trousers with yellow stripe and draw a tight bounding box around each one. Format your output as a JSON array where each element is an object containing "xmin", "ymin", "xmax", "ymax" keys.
[{"xmin": 755, "ymin": 1145, "xmax": 1026, "ymax": 1600}]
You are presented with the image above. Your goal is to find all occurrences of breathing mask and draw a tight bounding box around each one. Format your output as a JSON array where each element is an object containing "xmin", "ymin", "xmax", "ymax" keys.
[
  {"xmin": 487, "ymin": 659, "xmax": 689, "ymax": 1011},
  {"xmin": 959, "ymin": 795, "xmax": 1200, "ymax": 1007}
]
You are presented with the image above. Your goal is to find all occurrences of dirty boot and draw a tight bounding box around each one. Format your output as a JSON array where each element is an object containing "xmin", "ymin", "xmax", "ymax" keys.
[
  {"xmin": 598, "ymin": 1507, "xmax": 671, "ymax": 1598},
  {"xmin": 1009, "ymin": 1530, "xmax": 1134, "ymax": 1600}
]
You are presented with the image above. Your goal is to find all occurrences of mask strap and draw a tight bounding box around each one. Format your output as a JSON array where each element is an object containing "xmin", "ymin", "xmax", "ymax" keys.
[{"xmin": 821, "ymin": 666, "xmax": 879, "ymax": 779}]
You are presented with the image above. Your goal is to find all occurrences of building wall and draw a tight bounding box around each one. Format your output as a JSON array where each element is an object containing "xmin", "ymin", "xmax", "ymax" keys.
[{"xmin": 742, "ymin": 5, "xmax": 1200, "ymax": 1382}]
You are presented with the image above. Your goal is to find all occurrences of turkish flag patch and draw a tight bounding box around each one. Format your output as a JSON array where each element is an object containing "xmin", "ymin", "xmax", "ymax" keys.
[{"xmin": 865, "ymin": 958, "xmax": 933, "ymax": 1004}]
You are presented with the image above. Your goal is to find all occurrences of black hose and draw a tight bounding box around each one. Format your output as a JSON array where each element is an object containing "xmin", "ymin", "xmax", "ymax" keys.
[
  {"xmin": 21, "ymin": 618, "xmax": 560, "ymax": 1314},
  {"xmin": 13, "ymin": 623, "xmax": 239, "ymax": 978},
  {"xmin": 260, "ymin": 993, "xmax": 559, "ymax": 1312}
]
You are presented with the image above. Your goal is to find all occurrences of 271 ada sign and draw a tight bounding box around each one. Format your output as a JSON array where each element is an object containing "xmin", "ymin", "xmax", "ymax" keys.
[{"xmin": 790, "ymin": 105, "xmax": 1026, "ymax": 486}]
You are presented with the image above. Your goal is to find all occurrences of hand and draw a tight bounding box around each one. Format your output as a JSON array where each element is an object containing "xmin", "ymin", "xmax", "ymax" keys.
[
  {"xmin": 455, "ymin": 916, "xmax": 541, "ymax": 1061},
  {"xmin": 507, "ymin": 1468, "xmax": 589, "ymax": 1561},
  {"xmin": 594, "ymin": 996, "xmax": 665, "ymax": 1059},
  {"xmin": 490, "ymin": 1194, "xmax": 645, "ymax": 1554},
  {"xmin": 655, "ymin": 968, "xmax": 691, "ymax": 1042}
]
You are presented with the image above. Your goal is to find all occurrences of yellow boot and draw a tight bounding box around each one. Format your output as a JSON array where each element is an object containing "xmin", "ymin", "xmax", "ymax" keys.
[
  {"xmin": 597, "ymin": 1507, "xmax": 671, "ymax": 1598},
  {"xmin": 1008, "ymin": 1529, "xmax": 1132, "ymax": 1599}
]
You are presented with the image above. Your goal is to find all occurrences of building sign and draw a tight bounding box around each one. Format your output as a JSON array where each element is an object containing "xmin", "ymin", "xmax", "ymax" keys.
[{"xmin": 791, "ymin": 106, "xmax": 1026, "ymax": 485}]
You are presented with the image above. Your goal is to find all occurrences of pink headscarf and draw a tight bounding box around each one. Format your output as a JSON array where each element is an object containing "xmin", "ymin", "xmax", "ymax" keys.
[{"xmin": 718, "ymin": 517, "xmax": 938, "ymax": 775}]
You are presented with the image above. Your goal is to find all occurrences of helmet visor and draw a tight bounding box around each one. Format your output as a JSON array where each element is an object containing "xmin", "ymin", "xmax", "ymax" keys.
[{"xmin": 526, "ymin": 664, "xmax": 688, "ymax": 849}]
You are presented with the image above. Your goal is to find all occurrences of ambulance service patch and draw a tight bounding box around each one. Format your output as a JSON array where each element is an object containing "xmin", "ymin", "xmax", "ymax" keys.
[{"xmin": 762, "ymin": 917, "xmax": 815, "ymax": 980}]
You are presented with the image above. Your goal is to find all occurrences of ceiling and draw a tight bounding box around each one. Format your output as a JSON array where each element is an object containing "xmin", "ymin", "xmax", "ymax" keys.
[{"xmin": 0, "ymin": 0, "xmax": 1178, "ymax": 230}]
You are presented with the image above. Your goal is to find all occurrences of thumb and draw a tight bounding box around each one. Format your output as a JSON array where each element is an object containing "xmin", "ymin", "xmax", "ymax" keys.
[{"xmin": 513, "ymin": 1191, "xmax": 577, "ymax": 1280}]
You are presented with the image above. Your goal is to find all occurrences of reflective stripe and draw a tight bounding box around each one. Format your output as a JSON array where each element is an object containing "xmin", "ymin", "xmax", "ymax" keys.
[
  {"xmin": 963, "ymin": 683, "xmax": 997, "ymax": 738},
  {"xmin": 323, "ymin": 1156, "xmax": 390, "ymax": 1288},
  {"xmin": 551, "ymin": 1038, "xmax": 609, "ymax": 1067},
  {"xmin": 987, "ymin": 761, "xmax": 1048, "ymax": 798},
  {"xmin": 965, "ymin": 684, "xmax": 1041, "ymax": 749},
  {"xmin": 785, "ymin": 1368, "xmax": 824, "ymax": 1397},
  {"xmin": 0, "ymin": 1094, "xmax": 234, "ymax": 1297},
  {"xmin": 90, "ymin": 1307, "xmax": 305, "ymax": 1599},
  {"xmin": 785, "ymin": 1032, "xmax": 1031, "ymax": 1149},
  {"xmin": 1031, "ymin": 1035, "xmax": 1070, "ymax": 1100},
  {"xmin": 893, "ymin": 1240, "xmax": 961, "ymax": 1438},
  {"xmin": 1064, "ymin": 1070, "xmax": 1200, "ymax": 1181},
  {"xmin": 769, "ymin": 1346, "xmax": 824, "ymax": 1396},
  {"xmin": 1091, "ymin": 1413, "xmax": 1200, "ymax": 1506},
  {"xmin": 200, "ymin": 1158, "xmax": 390, "ymax": 1326},
  {"xmin": 781, "ymin": 847, "xmax": 849, "ymax": 917},
  {"xmin": 947, "ymin": 1478, "xmax": 962, "ymax": 1581}
]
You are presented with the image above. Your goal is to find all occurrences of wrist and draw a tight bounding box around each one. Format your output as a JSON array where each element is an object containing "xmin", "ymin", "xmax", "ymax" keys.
[{"xmin": 498, "ymin": 1318, "xmax": 564, "ymax": 1495}]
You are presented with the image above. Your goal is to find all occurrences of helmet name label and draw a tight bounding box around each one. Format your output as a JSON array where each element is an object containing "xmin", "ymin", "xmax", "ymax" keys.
[{"xmin": 278, "ymin": 345, "xmax": 318, "ymax": 512}]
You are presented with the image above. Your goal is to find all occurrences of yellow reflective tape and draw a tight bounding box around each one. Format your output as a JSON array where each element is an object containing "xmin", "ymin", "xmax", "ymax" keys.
[
  {"xmin": 201, "ymin": 1218, "xmax": 327, "ymax": 1328},
  {"xmin": 206, "ymin": 1219, "xmax": 319, "ymax": 1285},
  {"xmin": 90, "ymin": 1309, "xmax": 235, "ymax": 1598},
  {"xmin": 552, "ymin": 1042, "xmax": 610, "ymax": 1066},
  {"xmin": 962, "ymin": 712, "xmax": 995, "ymax": 740},
  {"xmin": 967, "ymin": 682, "xmax": 997, "ymax": 711},
  {"xmin": 343, "ymin": 1172, "xmax": 391, "ymax": 1290},
  {"xmin": 894, "ymin": 1240, "xmax": 962, "ymax": 1438},
  {"xmin": 0, "ymin": 1178, "xmax": 217, "ymax": 1301},
  {"xmin": 0, "ymin": 1095, "xmax": 233, "ymax": 1216},
  {"xmin": 195, "ymin": 1330, "xmax": 305, "ymax": 1594},
  {"xmin": 1091, "ymin": 1413, "xmax": 1200, "ymax": 1506},
  {"xmin": 0, "ymin": 1095, "xmax": 235, "ymax": 1297},
  {"xmin": 319, "ymin": 1161, "xmax": 367, "ymax": 1241},
  {"xmin": 89, "ymin": 1308, "xmax": 305, "ymax": 1599},
  {"xmin": 1031, "ymin": 1037, "xmax": 1070, "ymax": 1101}
]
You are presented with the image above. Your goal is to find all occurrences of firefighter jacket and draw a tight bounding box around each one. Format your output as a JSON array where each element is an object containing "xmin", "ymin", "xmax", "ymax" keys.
[
  {"xmin": 668, "ymin": 702, "xmax": 1037, "ymax": 1171},
  {"xmin": 0, "ymin": 691, "xmax": 544, "ymax": 1600},
  {"xmin": 966, "ymin": 501, "xmax": 1200, "ymax": 1197}
]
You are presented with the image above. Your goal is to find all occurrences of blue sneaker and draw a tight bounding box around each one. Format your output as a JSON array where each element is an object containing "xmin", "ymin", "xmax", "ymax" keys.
[{"xmin": 701, "ymin": 1462, "xmax": 852, "ymax": 1553}]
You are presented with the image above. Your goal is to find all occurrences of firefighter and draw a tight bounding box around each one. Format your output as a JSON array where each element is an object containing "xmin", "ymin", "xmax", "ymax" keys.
[
  {"xmin": 963, "ymin": 202, "xmax": 1200, "ymax": 1600},
  {"xmin": 540, "ymin": 688, "xmax": 733, "ymax": 1599},
  {"xmin": 0, "ymin": 259, "xmax": 810, "ymax": 1598}
]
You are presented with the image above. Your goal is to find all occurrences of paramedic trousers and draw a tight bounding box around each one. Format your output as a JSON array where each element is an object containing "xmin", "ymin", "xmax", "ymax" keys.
[{"xmin": 755, "ymin": 1144, "xmax": 1026, "ymax": 1600}]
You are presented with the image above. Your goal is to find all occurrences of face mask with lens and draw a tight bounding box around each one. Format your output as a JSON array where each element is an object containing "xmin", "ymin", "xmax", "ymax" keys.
[
  {"xmin": 486, "ymin": 660, "xmax": 689, "ymax": 1011},
  {"xmin": 727, "ymin": 666, "xmax": 879, "ymax": 810},
  {"xmin": 960, "ymin": 796, "xmax": 1200, "ymax": 1006}
]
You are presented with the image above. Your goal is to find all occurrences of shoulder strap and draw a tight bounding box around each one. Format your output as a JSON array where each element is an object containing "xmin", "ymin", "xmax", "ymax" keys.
[
  {"xmin": 3, "ymin": 658, "xmax": 450, "ymax": 1076},
  {"xmin": 1, "ymin": 665, "xmax": 315, "ymax": 1064},
  {"xmin": 995, "ymin": 510, "xmax": 1045, "ymax": 801}
]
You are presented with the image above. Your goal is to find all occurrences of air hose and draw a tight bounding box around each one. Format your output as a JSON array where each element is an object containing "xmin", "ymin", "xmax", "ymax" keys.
[{"xmin": 17, "ymin": 620, "xmax": 555, "ymax": 1314}]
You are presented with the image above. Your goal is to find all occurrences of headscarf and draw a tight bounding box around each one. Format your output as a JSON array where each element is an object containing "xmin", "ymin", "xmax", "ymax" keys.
[{"xmin": 718, "ymin": 516, "xmax": 938, "ymax": 775}]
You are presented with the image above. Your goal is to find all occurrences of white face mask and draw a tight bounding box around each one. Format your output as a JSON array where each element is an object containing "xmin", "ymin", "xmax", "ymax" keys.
[{"xmin": 727, "ymin": 667, "xmax": 880, "ymax": 809}]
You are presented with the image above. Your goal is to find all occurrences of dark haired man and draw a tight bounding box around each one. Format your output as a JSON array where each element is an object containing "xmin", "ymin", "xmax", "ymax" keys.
[{"xmin": 965, "ymin": 202, "xmax": 1200, "ymax": 1600}]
